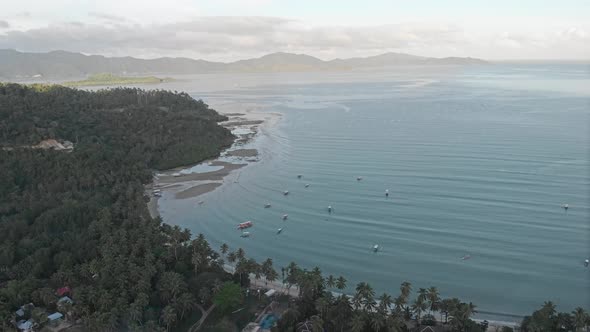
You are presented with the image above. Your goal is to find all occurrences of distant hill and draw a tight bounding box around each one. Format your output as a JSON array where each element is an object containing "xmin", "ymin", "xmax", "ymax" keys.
[{"xmin": 0, "ymin": 49, "xmax": 487, "ymax": 79}]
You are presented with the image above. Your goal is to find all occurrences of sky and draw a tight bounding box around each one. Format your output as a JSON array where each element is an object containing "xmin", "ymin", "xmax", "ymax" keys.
[{"xmin": 0, "ymin": 0, "xmax": 589, "ymax": 61}]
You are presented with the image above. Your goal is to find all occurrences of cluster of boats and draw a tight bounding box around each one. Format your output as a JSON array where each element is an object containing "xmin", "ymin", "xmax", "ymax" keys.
[
  {"xmin": 233, "ymin": 175, "xmax": 581, "ymax": 263},
  {"xmin": 235, "ymin": 174, "xmax": 385, "ymax": 252}
]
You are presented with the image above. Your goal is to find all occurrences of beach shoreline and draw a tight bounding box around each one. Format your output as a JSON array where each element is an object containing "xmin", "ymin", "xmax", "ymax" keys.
[{"xmin": 146, "ymin": 106, "xmax": 281, "ymax": 219}]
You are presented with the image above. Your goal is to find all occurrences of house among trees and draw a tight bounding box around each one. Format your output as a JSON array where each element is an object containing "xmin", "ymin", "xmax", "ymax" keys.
[
  {"xmin": 56, "ymin": 286, "xmax": 71, "ymax": 297},
  {"xmin": 34, "ymin": 139, "xmax": 74, "ymax": 152},
  {"xmin": 47, "ymin": 312, "xmax": 63, "ymax": 326}
]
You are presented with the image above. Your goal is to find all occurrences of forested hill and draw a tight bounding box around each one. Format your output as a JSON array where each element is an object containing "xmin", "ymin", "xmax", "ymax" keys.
[
  {"xmin": 0, "ymin": 84, "xmax": 234, "ymax": 330},
  {"xmin": 0, "ymin": 49, "xmax": 487, "ymax": 79}
]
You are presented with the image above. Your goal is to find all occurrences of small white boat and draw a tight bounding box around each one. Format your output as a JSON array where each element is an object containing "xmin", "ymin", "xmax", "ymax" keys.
[
  {"xmin": 385, "ymin": 189, "xmax": 389, "ymax": 197},
  {"xmin": 264, "ymin": 203, "xmax": 271, "ymax": 208},
  {"xmin": 357, "ymin": 176, "xmax": 363, "ymax": 181},
  {"xmin": 283, "ymin": 190, "xmax": 289, "ymax": 195},
  {"xmin": 173, "ymin": 173, "xmax": 181, "ymax": 177},
  {"xmin": 154, "ymin": 192, "xmax": 162, "ymax": 197},
  {"xmin": 373, "ymin": 244, "xmax": 379, "ymax": 252},
  {"xmin": 240, "ymin": 232, "xmax": 250, "ymax": 238},
  {"xmin": 585, "ymin": 259, "xmax": 589, "ymax": 267},
  {"xmin": 328, "ymin": 205, "xmax": 332, "ymax": 213},
  {"xmin": 305, "ymin": 184, "xmax": 310, "ymax": 188},
  {"xmin": 282, "ymin": 214, "xmax": 288, "ymax": 220},
  {"xmin": 277, "ymin": 228, "xmax": 283, "ymax": 234},
  {"xmin": 562, "ymin": 204, "xmax": 569, "ymax": 211},
  {"xmin": 462, "ymin": 254, "xmax": 471, "ymax": 260}
]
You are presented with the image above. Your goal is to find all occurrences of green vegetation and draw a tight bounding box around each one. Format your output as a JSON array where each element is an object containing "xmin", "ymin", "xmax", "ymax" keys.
[
  {"xmin": 0, "ymin": 83, "xmax": 233, "ymax": 331},
  {"xmin": 213, "ymin": 282, "xmax": 243, "ymax": 314},
  {"xmin": 64, "ymin": 73, "xmax": 174, "ymax": 87},
  {"xmin": 520, "ymin": 302, "xmax": 590, "ymax": 332}
]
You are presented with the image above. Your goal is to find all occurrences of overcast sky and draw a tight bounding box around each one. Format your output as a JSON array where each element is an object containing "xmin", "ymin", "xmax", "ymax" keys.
[{"xmin": 0, "ymin": 0, "xmax": 589, "ymax": 61}]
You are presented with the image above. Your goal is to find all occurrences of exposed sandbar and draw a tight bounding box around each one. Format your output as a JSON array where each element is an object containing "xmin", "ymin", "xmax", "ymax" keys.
[{"xmin": 175, "ymin": 182, "xmax": 222, "ymax": 199}]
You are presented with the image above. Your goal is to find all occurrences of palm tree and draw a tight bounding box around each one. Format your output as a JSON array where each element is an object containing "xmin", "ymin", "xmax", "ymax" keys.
[
  {"xmin": 315, "ymin": 297, "xmax": 330, "ymax": 319},
  {"xmin": 411, "ymin": 297, "xmax": 428, "ymax": 322},
  {"xmin": 336, "ymin": 276, "xmax": 347, "ymax": 290},
  {"xmin": 266, "ymin": 268, "xmax": 278, "ymax": 286},
  {"xmin": 356, "ymin": 282, "xmax": 375, "ymax": 301},
  {"xmin": 326, "ymin": 275, "xmax": 336, "ymax": 289},
  {"xmin": 370, "ymin": 312, "xmax": 386, "ymax": 331},
  {"xmin": 572, "ymin": 307, "xmax": 588, "ymax": 332},
  {"xmin": 426, "ymin": 286, "xmax": 440, "ymax": 315},
  {"xmin": 174, "ymin": 293, "xmax": 195, "ymax": 320},
  {"xmin": 450, "ymin": 302, "xmax": 477, "ymax": 332},
  {"xmin": 236, "ymin": 247, "xmax": 245, "ymax": 260},
  {"xmin": 393, "ymin": 295, "xmax": 406, "ymax": 314},
  {"xmin": 439, "ymin": 298, "xmax": 453, "ymax": 323},
  {"xmin": 378, "ymin": 293, "xmax": 393, "ymax": 313},
  {"xmin": 364, "ymin": 297, "xmax": 378, "ymax": 313},
  {"xmin": 386, "ymin": 314, "xmax": 406, "ymax": 332},
  {"xmin": 278, "ymin": 308, "xmax": 300, "ymax": 331},
  {"xmin": 400, "ymin": 281, "xmax": 412, "ymax": 301},
  {"xmin": 352, "ymin": 293, "xmax": 364, "ymax": 311},
  {"xmin": 191, "ymin": 251, "xmax": 203, "ymax": 275},
  {"xmin": 220, "ymin": 243, "xmax": 229, "ymax": 255},
  {"xmin": 417, "ymin": 288, "xmax": 427, "ymax": 302},
  {"xmin": 253, "ymin": 262, "xmax": 262, "ymax": 286},
  {"xmin": 227, "ymin": 251, "xmax": 237, "ymax": 265},
  {"xmin": 350, "ymin": 313, "xmax": 366, "ymax": 332},
  {"xmin": 334, "ymin": 294, "xmax": 353, "ymax": 332},
  {"xmin": 160, "ymin": 305, "xmax": 177, "ymax": 332}
]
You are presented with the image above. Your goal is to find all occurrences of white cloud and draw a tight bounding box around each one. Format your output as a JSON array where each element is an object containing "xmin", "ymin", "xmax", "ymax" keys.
[{"xmin": 0, "ymin": 16, "xmax": 588, "ymax": 60}]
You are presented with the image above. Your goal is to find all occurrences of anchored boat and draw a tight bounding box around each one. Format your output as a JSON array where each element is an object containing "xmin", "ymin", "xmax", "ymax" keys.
[{"xmin": 237, "ymin": 221, "xmax": 253, "ymax": 229}]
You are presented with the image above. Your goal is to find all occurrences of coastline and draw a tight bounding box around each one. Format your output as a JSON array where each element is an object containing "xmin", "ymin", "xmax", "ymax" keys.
[{"xmin": 146, "ymin": 106, "xmax": 281, "ymax": 219}]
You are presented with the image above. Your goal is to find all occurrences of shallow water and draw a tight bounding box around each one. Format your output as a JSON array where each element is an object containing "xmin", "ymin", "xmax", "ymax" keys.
[{"xmin": 158, "ymin": 64, "xmax": 590, "ymax": 321}]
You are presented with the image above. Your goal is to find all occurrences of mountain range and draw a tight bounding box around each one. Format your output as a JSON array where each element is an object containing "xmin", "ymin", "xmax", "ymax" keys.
[{"xmin": 0, "ymin": 49, "xmax": 487, "ymax": 79}]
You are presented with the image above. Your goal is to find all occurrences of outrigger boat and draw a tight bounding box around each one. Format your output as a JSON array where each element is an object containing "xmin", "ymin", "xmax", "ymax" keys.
[{"xmin": 237, "ymin": 221, "xmax": 253, "ymax": 229}]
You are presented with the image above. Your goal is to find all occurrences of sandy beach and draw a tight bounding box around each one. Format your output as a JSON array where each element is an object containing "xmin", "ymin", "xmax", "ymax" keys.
[{"xmin": 145, "ymin": 105, "xmax": 281, "ymax": 218}]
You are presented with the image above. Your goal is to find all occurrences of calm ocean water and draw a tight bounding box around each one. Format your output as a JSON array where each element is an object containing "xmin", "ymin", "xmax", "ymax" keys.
[{"xmin": 158, "ymin": 64, "xmax": 590, "ymax": 321}]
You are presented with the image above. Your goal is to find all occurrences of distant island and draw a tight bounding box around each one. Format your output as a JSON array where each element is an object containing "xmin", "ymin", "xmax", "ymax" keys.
[
  {"xmin": 0, "ymin": 49, "xmax": 488, "ymax": 79},
  {"xmin": 64, "ymin": 73, "xmax": 174, "ymax": 87}
]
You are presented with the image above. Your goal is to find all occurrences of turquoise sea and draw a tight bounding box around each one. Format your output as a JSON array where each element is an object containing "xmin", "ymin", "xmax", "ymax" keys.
[{"xmin": 158, "ymin": 64, "xmax": 590, "ymax": 321}]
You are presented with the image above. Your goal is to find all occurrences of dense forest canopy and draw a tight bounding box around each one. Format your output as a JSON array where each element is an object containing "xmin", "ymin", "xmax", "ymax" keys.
[{"xmin": 0, "ymin": 84, "xmax": 234, "ymax": 330}]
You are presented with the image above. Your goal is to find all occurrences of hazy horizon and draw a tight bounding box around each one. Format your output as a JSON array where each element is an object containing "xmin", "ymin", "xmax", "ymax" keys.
[
  {"xmin": 4, "ymin": 48, "xmax": 590, "ymax": 64},
  {"xmin": 1, "ymin": 0, "xmax": 588, "ymax": 62}
]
